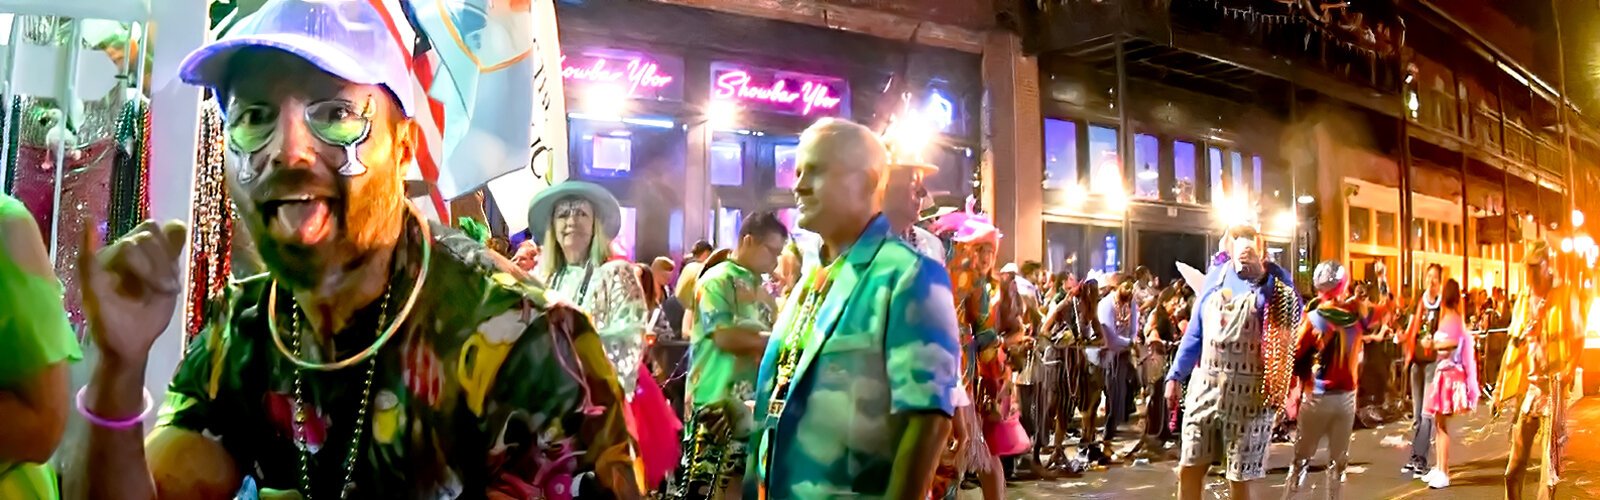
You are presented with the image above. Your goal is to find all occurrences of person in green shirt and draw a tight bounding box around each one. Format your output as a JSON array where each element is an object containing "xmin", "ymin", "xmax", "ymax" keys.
[
  {"xmin": 674, "ymin": 211, "xmax": 788, "ymax": 500},
  {"xmin": 0, "ymin": 193, "xmax": 83, "ymax": 500}
]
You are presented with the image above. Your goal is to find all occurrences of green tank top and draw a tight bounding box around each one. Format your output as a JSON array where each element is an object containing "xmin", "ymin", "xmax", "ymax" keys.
[{"xmin": 0, "ymin": 193, "xmax": 81, "ymax": 500}]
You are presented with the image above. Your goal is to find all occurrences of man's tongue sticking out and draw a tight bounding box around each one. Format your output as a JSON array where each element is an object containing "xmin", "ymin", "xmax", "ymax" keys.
[{"xmin": 272, "ymin": 199, "xmax": 335, "ymax": 245}]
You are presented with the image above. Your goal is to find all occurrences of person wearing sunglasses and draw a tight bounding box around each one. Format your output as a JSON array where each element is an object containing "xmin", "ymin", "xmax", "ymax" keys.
[{"xmin": 66, "ymin": 1, "xmax": 635, "ymax": 498}]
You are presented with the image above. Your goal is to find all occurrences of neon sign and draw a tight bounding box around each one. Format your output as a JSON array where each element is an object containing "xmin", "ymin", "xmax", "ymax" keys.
[
  {"xmin": 562, "ymin": 50, "xmax": 684, "ymax": 101},
  {"xmin": 710, "ymin": 63, "xmax": 849, "ymax": 117}
]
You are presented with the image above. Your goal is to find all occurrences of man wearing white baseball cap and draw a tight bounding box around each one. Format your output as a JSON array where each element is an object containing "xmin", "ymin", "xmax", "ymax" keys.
[{"xmin": 68, "ymin": 1, "xmax": 634, "ymax": 498}]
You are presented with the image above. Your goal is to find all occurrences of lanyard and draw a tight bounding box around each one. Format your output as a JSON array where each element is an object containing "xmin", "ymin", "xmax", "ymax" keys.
[{"xmin": 552, "ymin": 264, "xmax": 595, "ymax": 307}]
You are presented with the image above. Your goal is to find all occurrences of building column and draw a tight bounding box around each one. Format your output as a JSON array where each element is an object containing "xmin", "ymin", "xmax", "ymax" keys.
[
  {"xmin": 980, "ymin": 30, "xmax": 1043, "ymax": 264},
  {"xmin": 683, "ymin": 57, "xmax": 711, "ymax": 250},
  {"xmin": 1313, "ymin": 124, "xmax": 1348, "ymax": 266}
]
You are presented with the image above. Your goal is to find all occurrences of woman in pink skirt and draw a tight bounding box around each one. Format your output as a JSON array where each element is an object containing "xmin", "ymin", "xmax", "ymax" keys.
[{"xmin": 1421, "ymin": 278, "xmax": 1479, "ymax": 489}]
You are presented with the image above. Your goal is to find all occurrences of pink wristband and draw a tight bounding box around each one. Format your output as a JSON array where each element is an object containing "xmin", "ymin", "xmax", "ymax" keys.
[{"xmin": 76, "ymin": 385, "xmax": 153, "ymax": 430}]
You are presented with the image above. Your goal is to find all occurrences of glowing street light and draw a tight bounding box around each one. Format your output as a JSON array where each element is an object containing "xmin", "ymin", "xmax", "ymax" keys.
[{"xmin": 1573, "ymin": 209, "xmax": 1585, "ymax": 229}]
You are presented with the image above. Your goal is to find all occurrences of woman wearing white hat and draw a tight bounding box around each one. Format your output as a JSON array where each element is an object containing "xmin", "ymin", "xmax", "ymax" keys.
[{"xmin": 529, "ymin": 180, "xmax": 681, "ymax": 490}]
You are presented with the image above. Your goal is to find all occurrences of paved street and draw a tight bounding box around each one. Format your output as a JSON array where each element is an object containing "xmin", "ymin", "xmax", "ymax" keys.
[{"xmin": 962, "ymin": 397, "xmax": 1600, "ymax": 499}]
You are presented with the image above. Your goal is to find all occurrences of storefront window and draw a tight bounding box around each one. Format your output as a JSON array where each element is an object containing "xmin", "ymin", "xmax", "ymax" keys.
[
  {"xmin": 669, "ymin": 210, "xmax": 684, "ymax": 257},
  {"xmin": 1349, "ymin": 207, "xmax": 1370, "ymax": 243},
  {"xmin": 1088, "ymin": 125, "xmax": 1121, "ymax": 195},
  {"xmin": 1208, "ymin": 146, "xmax": 1226, "ymax": 203},
  {"xmin": 1377, "ymin": 211, "xmax": 1397, "ymax": 247},
  {"xmin": 1230, "ymin": 151, "xmax": 1245, "ymax": 195},
  {"xmin": 1173, "ymin": 141, "xmax": 1197, "ymax": 204},
  {"xmin": 1252, "ymin": 155, "xmax": 1263, "ymax": 195},
  {"xmin": 1134, "ymin": 134, "xmax": 1160, "ymax": 200},
  {"xmin": 1427, "ymin": 221, "xmax": 1440, "ymax": 252},
  {"xmin": 712, "ymin": 207, "xmax": 743, "ymax": 249},
  {"xmin": 1412, "ymin": 218, "xmax": 1426, "ymax": 251},
  {"xmin": 774, "ymin": 143, "xmax": 799, "ymax": 189},
  {"xmin": 1043, "ymin": 118, "xmax": 1079, "ymax": 190},
  {"xmin": 1045, "ymin": 222, "xmax": 1123, "ymax": 276},
  {"xmin": 925, "ymin": 145, "xmax": 977, "ymax": 201},
  {"xmin": 588, "ymin": 134, "xmax": 633, "ymax": 177},
  {"xmin": 710, "ymin": 140, "xmax": 744, "ymax": 186}
]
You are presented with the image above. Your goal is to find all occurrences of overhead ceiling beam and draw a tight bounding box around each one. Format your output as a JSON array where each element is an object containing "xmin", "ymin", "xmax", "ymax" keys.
[{"xmin": 642, "ymin": 0, "xmax": 988, "ymax": 54}]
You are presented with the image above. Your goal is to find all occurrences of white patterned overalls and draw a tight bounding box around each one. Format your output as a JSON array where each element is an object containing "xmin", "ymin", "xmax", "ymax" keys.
[{"xmin": 1179, "ymin": 288, "xmax": 1275, "ymax": 482}]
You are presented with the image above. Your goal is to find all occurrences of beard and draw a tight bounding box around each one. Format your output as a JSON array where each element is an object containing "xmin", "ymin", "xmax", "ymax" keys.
[{"xmin": 238, "ymin": 165, "xmax": 408, "ymax": 290}]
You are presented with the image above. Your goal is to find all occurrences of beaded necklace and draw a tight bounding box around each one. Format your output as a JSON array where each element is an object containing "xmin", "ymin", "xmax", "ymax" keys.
[
  {"xmin": 769, "ymin": 264, "xmax": 835, "ymax": 407},
  {"xmin": 1113, "ymin": 298, "xmax": 1133, "ymax": 333},
  {"xmin": 185, "ymin": 102, "xmax": 232, "ymax": 339},
  {"xmin": 108, "ymin": 98, "xmax": 152, "ymax": 239},
  {"xmin": 288, "ymin": 286, "xmax": 390, "ymax": 499}
]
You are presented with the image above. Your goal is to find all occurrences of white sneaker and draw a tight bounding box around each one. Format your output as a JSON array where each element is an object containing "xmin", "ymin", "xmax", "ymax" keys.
[
  {"xmin": 1418, "ymin": 468, "xmax": 1441, "ymax": 483},
  {"xmin": 1426, "ymin": 470, "xmax": 1451, "ymax": 489}
]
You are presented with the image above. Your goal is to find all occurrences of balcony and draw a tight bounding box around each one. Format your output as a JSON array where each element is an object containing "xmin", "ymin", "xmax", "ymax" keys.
[{"xmin": 1026, "ymin": 0, "xmax": 1403, "ymax": 114}]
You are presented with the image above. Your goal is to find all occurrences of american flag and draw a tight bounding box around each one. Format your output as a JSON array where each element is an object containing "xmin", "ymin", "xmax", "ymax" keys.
[{"xmin": 369, "ymin": 0, "xmax": 567, "ymax": 229}]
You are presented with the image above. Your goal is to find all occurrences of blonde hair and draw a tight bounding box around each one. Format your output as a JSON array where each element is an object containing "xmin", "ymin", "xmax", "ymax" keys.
[{"xmin": 537, "ymin": 216, "xmax": 614, "ymax": 281}]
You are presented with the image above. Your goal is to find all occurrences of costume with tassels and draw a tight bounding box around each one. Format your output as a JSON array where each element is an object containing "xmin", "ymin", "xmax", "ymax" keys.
[
  {"xmin": 925, "ymin": 204, "xmax": 1020, "ymax": 497},
  {"xmin": 1493, "ymin": 241, "xmax": 1583, "ymax": 499}
]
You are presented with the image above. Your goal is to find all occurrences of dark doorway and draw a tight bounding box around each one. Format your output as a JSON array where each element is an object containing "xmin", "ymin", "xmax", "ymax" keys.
[{"xmin": 1137, "ymin": 230, "xmax": 1209, "ymax": 286}]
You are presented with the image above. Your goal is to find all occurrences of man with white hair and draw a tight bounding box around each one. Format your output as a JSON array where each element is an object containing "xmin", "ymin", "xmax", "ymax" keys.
[{"xmin": 746, "ymin": 119, "xmax": 960, "ymax": 499}]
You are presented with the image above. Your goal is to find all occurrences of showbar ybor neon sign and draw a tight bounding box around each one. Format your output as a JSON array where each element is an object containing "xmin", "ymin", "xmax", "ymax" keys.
[
  {"xmin": 562, "ymin": 50, "xmax": 684, "ymax": 101},
  {"xmin": 710, "ymin": 63, "xmax": 850, "ymax": 117}
]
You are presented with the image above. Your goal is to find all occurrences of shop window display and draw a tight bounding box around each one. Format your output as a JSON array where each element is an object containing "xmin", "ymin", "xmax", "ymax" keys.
[{"xmin": 3, "ymin": 17, "xmax": 152, "ymax": 332}]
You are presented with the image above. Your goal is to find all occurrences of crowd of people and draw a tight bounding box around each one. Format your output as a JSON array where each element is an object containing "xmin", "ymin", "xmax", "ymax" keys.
[{"xmin": 0, "ymin": 1, "xmax": 1586, "ymax": 499}]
